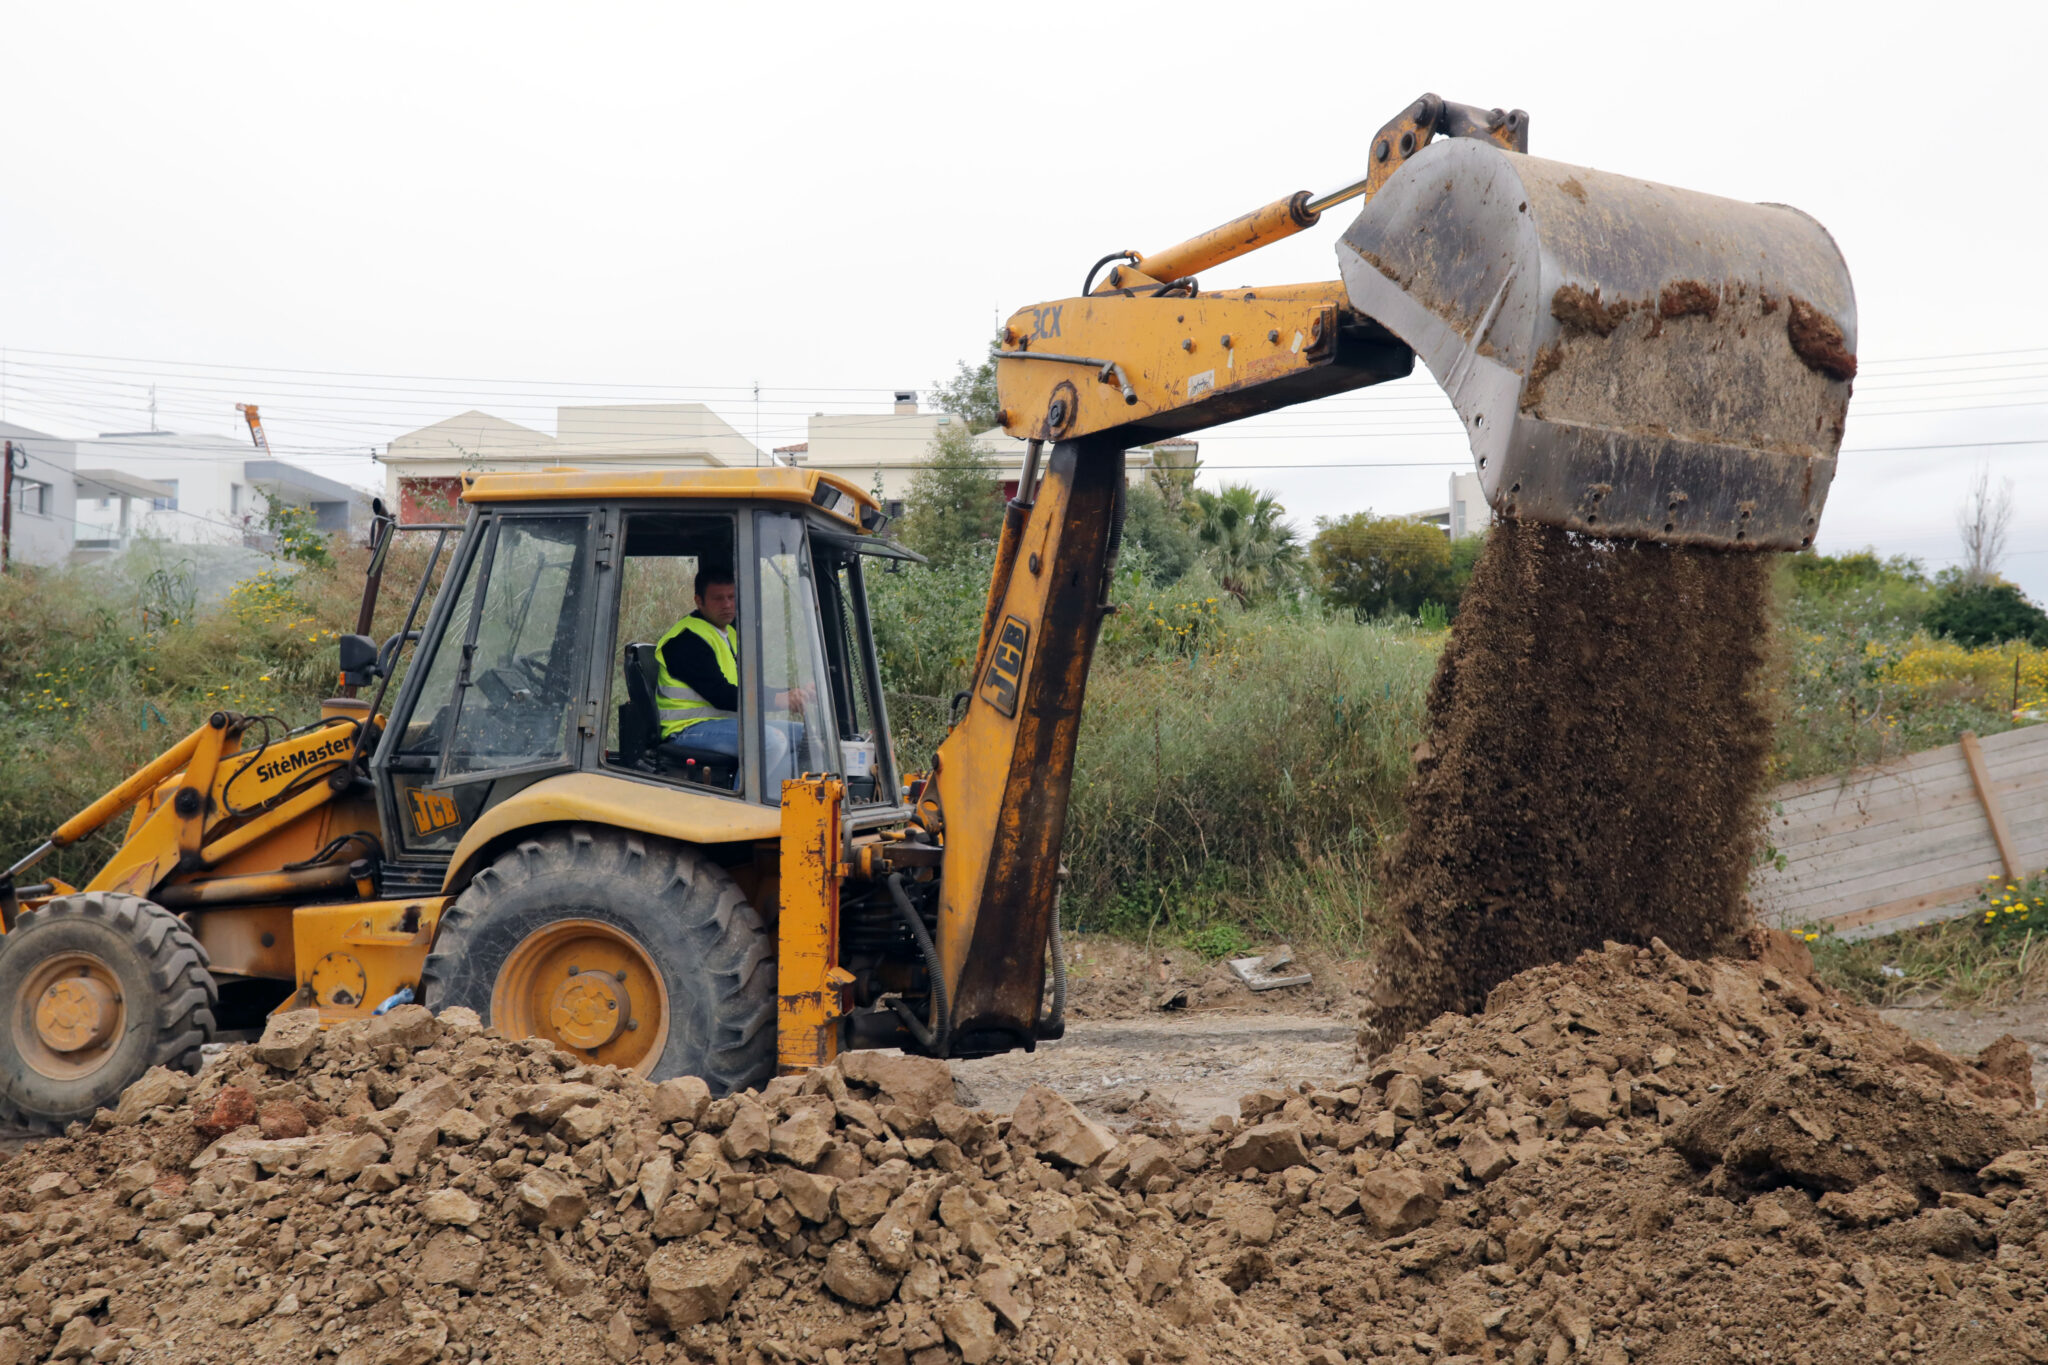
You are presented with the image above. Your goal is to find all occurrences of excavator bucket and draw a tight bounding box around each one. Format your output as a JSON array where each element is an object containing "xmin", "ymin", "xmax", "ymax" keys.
[{"xmin": 1336, "ymin": 138, "xmax": 1855, "ymax": 550}]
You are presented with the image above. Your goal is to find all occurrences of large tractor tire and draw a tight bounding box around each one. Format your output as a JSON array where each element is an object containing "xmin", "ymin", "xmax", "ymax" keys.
[
  {"xmin": 420, "ymin": 826, "xmax": 776, "ymax": 1093},
  {"xmin": 0, "ymin": 891, "xmax": 217, "ymax": 1131}
]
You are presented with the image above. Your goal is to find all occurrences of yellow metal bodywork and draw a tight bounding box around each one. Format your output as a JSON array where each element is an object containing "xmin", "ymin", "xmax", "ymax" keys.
[
  {"xmin": 460, "ymin": 466, "xmax": 880, "ymax": 532},
  {"xmin": 930, "ymin": 439, "xmax": 1124, "ymax": 1045},
  {"xmin": 290, "ymin": 897, "xmax": 449, "ymax": 1020},
  {"xmin": 997, "ymin": 283, "xmax": 1356, "ymax": 445},
  {"xmin": 777, "ymin": 775, "xmax": 850, "ymax": 1072},
  {"xmin": 442, "ymin": 771, "xmax": 782, "ymax": 892}
]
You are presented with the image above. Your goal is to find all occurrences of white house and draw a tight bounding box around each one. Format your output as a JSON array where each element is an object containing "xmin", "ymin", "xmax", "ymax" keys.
[
  {"xmin": 779, "ymin": 392, "xmax": 1171, "ymax": 503},
  {"xmin": 381, "ymin": 394, "xmax": 1187, "ymax": 523},
  {"xmin": 1, "ymin": 422, "xmax": 81, "ymax": 567},
  {"xmin": 380, "ymin": 404, "xmax": 763, "ymax": 522},
  {"xmin": 66, "ymin": 430, "xmax": 360, "ymax": 551},
  {"xmin": 1409, "ymin": 471, "xmax": 1492, "ymax": 539}
]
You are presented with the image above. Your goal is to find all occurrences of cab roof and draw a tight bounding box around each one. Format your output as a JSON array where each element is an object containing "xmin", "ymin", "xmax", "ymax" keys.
[{"xmin": 458, "ymin": 466, "xmax": 881, "ymax": 531}]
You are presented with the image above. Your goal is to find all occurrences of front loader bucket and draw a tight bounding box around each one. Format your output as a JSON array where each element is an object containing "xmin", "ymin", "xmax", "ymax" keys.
[{"xmin": 1336, "ymin": 138, "xmax": 1855, "ymax": 550}]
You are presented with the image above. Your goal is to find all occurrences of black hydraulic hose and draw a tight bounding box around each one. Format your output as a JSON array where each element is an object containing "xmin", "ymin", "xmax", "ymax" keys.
[
  {"xmin": 1081, "ymin": 250, "xmax": 1138, "ymax": 297},
  {"xmin": 887, "ymin": 873, "xmax": 950, "ymax": 1058}
]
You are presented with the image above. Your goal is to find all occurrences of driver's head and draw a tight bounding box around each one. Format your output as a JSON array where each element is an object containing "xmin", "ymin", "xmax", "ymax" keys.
[{"xmin": 695, "ymin": 566, "xmax": 738, "ymax": 627}]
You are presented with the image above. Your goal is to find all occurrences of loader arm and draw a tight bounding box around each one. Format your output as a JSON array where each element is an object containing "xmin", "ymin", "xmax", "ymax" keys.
[{"xmin": 924, "ymin": 93, "xmax": 1855, "ymax": 1055}]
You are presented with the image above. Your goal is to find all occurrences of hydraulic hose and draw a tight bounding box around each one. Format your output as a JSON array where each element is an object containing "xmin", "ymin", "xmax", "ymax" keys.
[{"xmin": 887, "ymin": 873, "xmax": 950, "ymax": 1058}]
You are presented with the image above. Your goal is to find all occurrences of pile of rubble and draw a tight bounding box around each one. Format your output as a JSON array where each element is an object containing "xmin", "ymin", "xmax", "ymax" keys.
[{"xmin": 2, "ymin": 931, "xmax": 2045, "ymax": 1365}]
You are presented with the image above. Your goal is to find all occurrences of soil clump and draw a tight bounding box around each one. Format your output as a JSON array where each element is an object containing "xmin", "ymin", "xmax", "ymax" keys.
[{"xmin": 1367, "ymin": 522, "xmax": 1776, "ymax": 1037}]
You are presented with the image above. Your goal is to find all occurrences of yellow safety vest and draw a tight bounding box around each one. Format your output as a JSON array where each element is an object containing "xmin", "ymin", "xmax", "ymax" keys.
[{"xmin": 654, "ymin": 615, "xmax": 739, "ymax": 737}]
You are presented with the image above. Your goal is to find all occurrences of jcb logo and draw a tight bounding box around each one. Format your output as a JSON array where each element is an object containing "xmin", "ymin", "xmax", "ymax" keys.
[
  {"xmin": 407, "ymin": 788, "xmax": 462, "ymax": 837},
  {"xmin": 1030, "ymin": 306, "xmax": 1062, "ymax": 341},
  {"xmin": 980, "ymin": 616, "xmax": 1029, "ymax": 718}
]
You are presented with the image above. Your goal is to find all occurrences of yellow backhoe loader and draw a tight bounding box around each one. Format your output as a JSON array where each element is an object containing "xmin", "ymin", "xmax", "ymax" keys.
[{"xmin": 0, "ymin": 94, "xmax": 1855, "ymax": 1128}]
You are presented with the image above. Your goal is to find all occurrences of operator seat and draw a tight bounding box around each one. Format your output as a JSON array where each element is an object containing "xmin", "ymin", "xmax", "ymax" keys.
[{"xmin": 622, "ymin": 641, "xmax": 738, "ymax": 790}]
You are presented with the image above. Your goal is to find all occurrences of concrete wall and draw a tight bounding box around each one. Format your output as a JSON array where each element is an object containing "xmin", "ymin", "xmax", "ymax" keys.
[{"xmin": 0, "ymin": 422, "xmax": 79, "ymax": 567}]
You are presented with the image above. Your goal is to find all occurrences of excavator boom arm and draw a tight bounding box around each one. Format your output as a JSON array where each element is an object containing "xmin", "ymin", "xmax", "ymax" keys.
[{"xmin": 928, "ymin": 93, "xmax": 1855, "ymax": 1055}]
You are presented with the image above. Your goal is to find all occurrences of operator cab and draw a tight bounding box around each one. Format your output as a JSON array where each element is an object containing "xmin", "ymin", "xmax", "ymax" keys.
[{"xmin": 369, "ymin": 469, "xmax": 915, "ymax": 880}]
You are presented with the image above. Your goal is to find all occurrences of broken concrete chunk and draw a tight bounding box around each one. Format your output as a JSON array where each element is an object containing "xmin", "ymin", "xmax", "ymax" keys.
[
  {"xmin": 1226, "ymin": 948, "xmax": 1312, "ymax": 992},
  {"xmin": 113, "ymin": 1066, "xmax": 192, "ymax": 1124},
  {"xmin": 1356, "ymin": 1168, "xmax": 1441, "ymax": 1237},
  {"xmin": 361, "ymin": 1003, "xmax": 437, "ymax": 1050},
  {"xmin": 821, "ymin": 1239, "xmax": 901, "ymax": 1307},
  {"xmin": 1219, "ymin": 1122, "xmax": 1311, "ymax": 1174},
  {"xmin": 251, "ymin": 1010, "xmax": 324, "ymax": 1071},
  {"xmin": 771, "ymin": 1107, "xmax": 834, "ymax": 1167},
  {"xmin": 1010, "ymin": 1086, "xmax": 1115, "ymax": 1168},
  {"xmin": 837, "ymin": 1051, "xmax": 955, "ymax": 1119},
  {"xmin": 652, "ymin": 1075, "xmax": 712, "ymax": 1127},
  {"xmin": 644, "ymin": 1245, "xmax": 752, "ymax": 1328},
  {"xmin": 514, "ymin": 1168, "xmax": 589, "ymax": 1230}
]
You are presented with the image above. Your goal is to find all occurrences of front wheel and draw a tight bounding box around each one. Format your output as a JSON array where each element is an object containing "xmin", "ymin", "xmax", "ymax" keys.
[
  {"xmin": 0, "ymin": 892, "xmax": 217, "ymax": 1131},
  {"xmin": 420, "ymin": 827, "xmax": 776, "ymax": 1093}
]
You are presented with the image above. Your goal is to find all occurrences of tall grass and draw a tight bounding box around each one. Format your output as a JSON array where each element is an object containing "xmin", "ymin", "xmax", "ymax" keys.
[{"xmin": 1061, "ymin": 610, "xmax": 1437, "ymax": 951}]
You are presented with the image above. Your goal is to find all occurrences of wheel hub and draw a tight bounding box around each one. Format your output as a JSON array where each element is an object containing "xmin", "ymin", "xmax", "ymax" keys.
[
  {"xmin": 35, "ymin": 975, "xmax": 119, "ymax": 1054},
  {"xmin": 490, "ymin": 918, "xmax": 669, "ymax": 1074},
  {"xmin": 16, "ymin": 950, "xmax": 128, "ymax": 1081},
  {"xmin": 548, "ymin": 971, "xmax": 628, "ymax": 1049}
]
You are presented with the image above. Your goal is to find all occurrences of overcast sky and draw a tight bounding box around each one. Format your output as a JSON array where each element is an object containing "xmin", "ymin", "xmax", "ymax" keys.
[{"xmin": 3, "ymin": 1, "xmax": 2044, "ymax": 597}]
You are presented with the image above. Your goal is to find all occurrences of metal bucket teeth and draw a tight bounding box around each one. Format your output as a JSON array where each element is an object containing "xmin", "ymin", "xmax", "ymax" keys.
[{"xmin": 1336, "ymin": 139, "xmax": 1856, "ymax": 550}]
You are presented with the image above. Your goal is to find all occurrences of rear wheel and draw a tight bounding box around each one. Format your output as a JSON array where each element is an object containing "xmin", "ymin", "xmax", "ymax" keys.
[
  {"xmin": 420, "ymin": 826, "xmax": 775, "ymax": 1093},
  {"xmin": 0, "ymin": 892, "xmax": 217, "ymax": 1131}
]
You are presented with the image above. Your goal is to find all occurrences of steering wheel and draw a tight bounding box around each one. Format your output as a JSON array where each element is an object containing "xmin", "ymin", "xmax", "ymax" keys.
[{"xmin": 512, "ymin": 651, "xmax": 551, "ymax": 689}]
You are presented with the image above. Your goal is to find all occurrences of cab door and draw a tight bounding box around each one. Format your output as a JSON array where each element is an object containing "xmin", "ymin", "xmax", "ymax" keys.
[{"xmin": 373, "ymin": 510, "xmax": 599, "ymax": 865}]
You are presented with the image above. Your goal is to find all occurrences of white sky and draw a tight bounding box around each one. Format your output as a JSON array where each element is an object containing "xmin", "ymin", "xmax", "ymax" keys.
[{"xmin": 3, "ymin": 1, "xmax": 2045, "ymax": 597}]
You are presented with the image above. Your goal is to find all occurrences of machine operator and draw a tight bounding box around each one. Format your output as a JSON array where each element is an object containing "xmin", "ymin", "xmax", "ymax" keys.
[{"xmin": 655, "ymin": 565, "xmax": 808, "ymax": 782}]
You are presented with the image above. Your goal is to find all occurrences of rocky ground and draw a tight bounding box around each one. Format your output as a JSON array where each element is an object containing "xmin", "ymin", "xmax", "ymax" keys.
[{"xmin": 3, "ymin": 932, "xmax": 2047, "ymax": 1365}]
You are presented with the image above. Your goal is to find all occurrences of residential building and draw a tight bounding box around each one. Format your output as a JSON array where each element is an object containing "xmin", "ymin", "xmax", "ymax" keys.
[
  {"xmin": 782, "ymin": 392, "xmax": 1172, "ymax": 503},
  {"xmin": 66, "ymin": 430, "xmax": 361, "ymax": 551},
  {"xmin": 1409, "ymin": 471, "xmax": 1492, "ymax": 538},
  {"xmin": 1, "ymin": 421, "xmax": 81, "ymax": 567},
  {"xmin": 381, "ymin": 395, "xmax": 1188, "ymax": 525},
  {"xmin": 381, "ymin": 404, "xmax": 762, "ymax": 522}
]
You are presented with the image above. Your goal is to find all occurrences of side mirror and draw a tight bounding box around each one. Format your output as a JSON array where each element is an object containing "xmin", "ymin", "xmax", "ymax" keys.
[{"xmin": 338, "ymin": 634, "xmax": 379, "ymax": 688}]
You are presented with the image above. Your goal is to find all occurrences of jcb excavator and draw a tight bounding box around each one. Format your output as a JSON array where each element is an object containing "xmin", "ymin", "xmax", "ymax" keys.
[{"xmin": 0, "ymin": 95, "xmax": 1854, "ymax": 1128}]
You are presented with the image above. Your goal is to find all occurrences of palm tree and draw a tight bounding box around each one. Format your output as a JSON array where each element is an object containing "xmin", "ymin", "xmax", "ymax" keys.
[{"xmin": 1188, "ymin": 482, "xmax": 1299, "ymax": 603}]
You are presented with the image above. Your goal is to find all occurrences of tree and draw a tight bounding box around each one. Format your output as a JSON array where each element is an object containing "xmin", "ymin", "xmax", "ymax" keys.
[
  {"xmin": 1958, "ymin": 466, "xmax": 2015, "ymax": 586},
  {"xmin": 929, "ymin": 333, "xmax": 1003, "ymax": 434},
  {"xmin": 1923, "ymin": 582, "xmax": 2048, "ymax": 648},
  {"xmin": 1308, "ymin": 511, "xmax": 1454, "ymax": 619},
  {"xmin": 896, "ymin": 422, "xmax": 1004, "ymax": 568},
  {"xmin": 1122, "ymin": 482, "xmax": 1201, "ymax": 583},
  {"xmin": 1145, "ymin": 441, "xmax": 1199, "ymax": 515},
  {"xmin": 1187, "ymin": 482, "xmax": 1299, "ymax": 603}
]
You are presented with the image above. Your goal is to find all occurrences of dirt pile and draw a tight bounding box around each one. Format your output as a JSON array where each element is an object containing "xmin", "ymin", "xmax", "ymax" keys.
[
  {"xmin": 1368, "ymin": 523, "xmax": 1777, "ymax": 1034},
  {"xmin": 4, "ymin": 937, "xmax": 2047, "ymax": 1365}
]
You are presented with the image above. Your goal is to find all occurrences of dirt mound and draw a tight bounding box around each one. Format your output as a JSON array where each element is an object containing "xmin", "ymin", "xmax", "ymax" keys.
[
  {"xmin": 1369, "ymin": 523, "xmax": 1776, "ymax": 1034},
  {"xmin": 3, "ymin": 939, "xmax": 2046, "ymax": 1365}
]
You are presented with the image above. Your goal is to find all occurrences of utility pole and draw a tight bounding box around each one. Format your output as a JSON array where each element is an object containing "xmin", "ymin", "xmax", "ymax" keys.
[{"xmin": 2, "ymin": 440, "xmax": 15, "ymax": 575}]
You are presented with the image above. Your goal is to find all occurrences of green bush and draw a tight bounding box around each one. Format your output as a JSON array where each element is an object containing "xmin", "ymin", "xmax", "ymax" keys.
[{"xmin": 1923, "ymin": 582, "xmax": 2048, "ymax": 648}]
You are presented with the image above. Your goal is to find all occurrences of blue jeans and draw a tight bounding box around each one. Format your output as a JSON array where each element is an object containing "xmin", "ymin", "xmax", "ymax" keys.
[{"xmin": 668, "ymin": 718, "xmax": 805, "ymax": 786}]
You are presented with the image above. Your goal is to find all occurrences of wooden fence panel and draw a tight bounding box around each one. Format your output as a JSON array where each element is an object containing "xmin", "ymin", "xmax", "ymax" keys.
[{"xmin": 1751, "ymin": 725, "xmax": 2048, "ymax": 939}]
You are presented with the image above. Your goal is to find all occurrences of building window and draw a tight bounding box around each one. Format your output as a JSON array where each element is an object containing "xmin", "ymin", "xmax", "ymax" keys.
[
  {"xmin": 13, "ymin": 478, "xmax": 49, "ymax": 516},
  {"xmin": 98, "ymin": 495, "xmax": 112, "ymax": 510},
  {"xmin": 230, "ymin": 483, "xmax": 243, "ymax": 515},
  {"xmin": 152, "ymin": 480, "xmax": 179, "ymax": 512}
]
